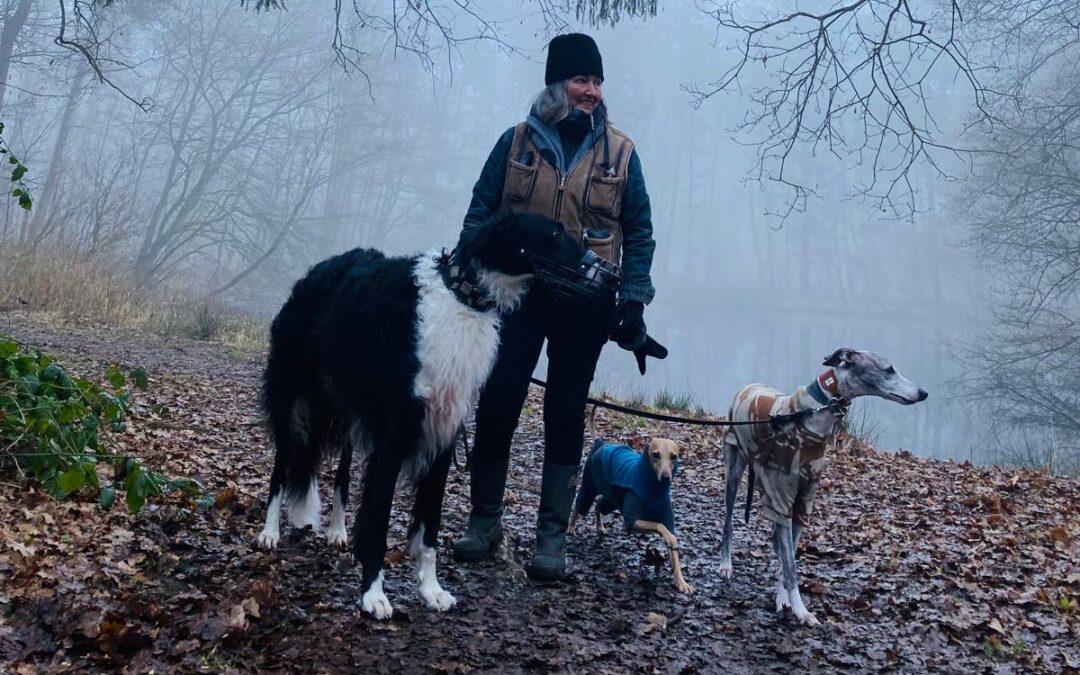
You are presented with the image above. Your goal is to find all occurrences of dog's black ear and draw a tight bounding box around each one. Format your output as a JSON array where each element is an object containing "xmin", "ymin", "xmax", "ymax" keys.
[
  {"xmin": 456, "ymin": 211, "xmax": 516, "ymax": 261},
  {"xmin": 823, "ymin": 348, "xmax": 855, "ymax": 367}
]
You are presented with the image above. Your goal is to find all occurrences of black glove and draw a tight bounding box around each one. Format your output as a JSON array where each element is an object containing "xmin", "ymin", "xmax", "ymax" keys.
[
  {"xmin": 633, "ymin": 335, "xmax": 668, "ymax": 375},
  {"xmin": 610, "ymin": 300, "xmax": 647, "ymax": 350}
]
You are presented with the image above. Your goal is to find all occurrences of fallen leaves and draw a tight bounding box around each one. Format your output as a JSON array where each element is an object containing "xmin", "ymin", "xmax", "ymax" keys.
[
  {"xmin": 637, "ymin": 611, "xmax": 667, "ymax": 635},
  {"xmin": 1, "ymin": 318, "xmax": 1078, "ymax": 673},
  {"xmin": 1048, "ymin": 525, "xmax": 1072, "ymax": 550}
]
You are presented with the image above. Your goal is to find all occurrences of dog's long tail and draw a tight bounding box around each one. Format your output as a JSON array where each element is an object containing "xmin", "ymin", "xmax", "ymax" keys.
[
  {"xmin": 587, "ymin": 403, "xmax": 602, "ymax": 443},
  {"xmin": 263, "ymin": 275, "xmax": 325, "ymax": 501},
  {"xmin": 744, "ymin": 465, "xmax": 755, "ymax": 525}
]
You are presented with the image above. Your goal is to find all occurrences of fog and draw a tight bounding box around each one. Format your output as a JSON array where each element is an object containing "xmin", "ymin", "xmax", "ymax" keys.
[{"xmin": 0, "ymin": 1, "xmax": 1023, "ymax": 463}]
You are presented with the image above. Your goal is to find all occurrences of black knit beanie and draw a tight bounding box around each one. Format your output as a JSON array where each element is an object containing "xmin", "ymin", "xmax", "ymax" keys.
[{"xmin": 545, "ymin": 33, "xmax": 604, "ymax": 85}]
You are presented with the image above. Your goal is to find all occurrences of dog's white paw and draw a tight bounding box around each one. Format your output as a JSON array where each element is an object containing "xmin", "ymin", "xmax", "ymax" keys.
[
  {"xmin": 775, "ymin": 585, "xmax": 791, "ymax": 612},
  {"xmin": 789, "ymin": 588, "xmax": 820, "ymax": 625},
  {"xmin": 255, "ymin": 494, "xmax": 283, "ymax": 549},
  {"xmin": 412, "ymin": 533, "xmax": 456, "ymax": 612},
  {"xmin": 362, "ymin": 592, "xmax": 393, "ymax": 620},
  {"xmin": 326, "ymin": 524, "xmax": 348, "ymax": 548},
  {"xmin": 718, "ymin": 561, "xmax": 732, "ymax": 579},
  {"xmin": 419, "ymin": 585, "xmax": 457, "ymax": 612},
  {"xmin": 361, "ymin": 576, "xmax": 394, "ymax": 620},
  {"xmin": 327, "ymin": 489, "xmax": 348, "ymax": 548},
  {"xmin": 253, "ymin": 528, "xmax": 280, "ymax": 550},
  {"xmin": 287, "ymin": 483, "xmax": 322, "ymax": 531}
]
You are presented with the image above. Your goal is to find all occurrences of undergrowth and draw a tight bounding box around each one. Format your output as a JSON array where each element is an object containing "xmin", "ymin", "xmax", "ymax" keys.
[{"xmin": 0, "ymin": 336, "xmax": 201, "ymax": 512}]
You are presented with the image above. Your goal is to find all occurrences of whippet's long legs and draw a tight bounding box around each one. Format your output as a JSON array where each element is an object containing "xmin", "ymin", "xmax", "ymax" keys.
[
  {"xmin": 773, "ymin": 522, "xmax": 819, "ymax": 625},
  {"xmin": 719, "ymin": 437, "xmax": 745, "ymax": 578}
]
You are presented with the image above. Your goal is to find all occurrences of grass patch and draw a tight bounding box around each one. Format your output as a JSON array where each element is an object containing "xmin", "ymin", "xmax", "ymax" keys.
[
  {"xmin": 842, "ymin": 407, "xmax": 882, "ymax": 448},
  {"xmin": 653, "ymin": 388, "xmax": 696, "ymax": 412},
  {"xmin": 623, "ymin": 387, "xmax": 648, "ymax": 410},
  {"xmin": 589, "ymin": 384, "xmax": 613, "ymax": 402},
  {"xmin": 0, "ymin": 243, "xmax": 267, "ymax": 353}
]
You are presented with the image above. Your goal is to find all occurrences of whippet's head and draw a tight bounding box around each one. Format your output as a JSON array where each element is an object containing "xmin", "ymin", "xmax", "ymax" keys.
[
  {"xmin": 822, "ymin": 348, "xmax": 928, "ymax": 405},
  {"xmin": 640, "ymin": 437, "xmax": 680, "ymax": 483}
]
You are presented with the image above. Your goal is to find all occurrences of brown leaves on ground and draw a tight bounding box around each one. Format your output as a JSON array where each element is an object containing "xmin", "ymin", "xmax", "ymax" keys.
[{"xmin": 1, "ymin": 317, "xmax": 1078, "ymax": 673}]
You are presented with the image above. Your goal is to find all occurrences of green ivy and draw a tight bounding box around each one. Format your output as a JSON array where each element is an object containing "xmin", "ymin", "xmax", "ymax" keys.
[
  {"xmin": 0, "ymin": 336, "xmax": 199, "ymax": 511},
  {"xmin": 0, "ymin": 122, "xmax": 33, "ymax": 211}
]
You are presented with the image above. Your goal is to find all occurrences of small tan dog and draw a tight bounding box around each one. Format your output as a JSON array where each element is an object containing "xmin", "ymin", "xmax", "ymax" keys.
[{"xmin": 568, "ymin": 408, "xmax": 692, "ymax": 594}]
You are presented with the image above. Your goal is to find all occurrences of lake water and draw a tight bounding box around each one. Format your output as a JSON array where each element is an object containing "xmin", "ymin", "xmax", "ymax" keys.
[{"xmin": 539, "ymin": 302, "xmax": 979, "ymax": 463}]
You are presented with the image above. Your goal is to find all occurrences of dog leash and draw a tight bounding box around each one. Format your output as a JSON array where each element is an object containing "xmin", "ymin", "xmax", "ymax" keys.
[
  {"xmin": 453, "ymin": 380, "xmax": 847, "ymax": 472},
  {"xmin": 530, "ymin": 377, "xmax": 847, "ymax": 427}
]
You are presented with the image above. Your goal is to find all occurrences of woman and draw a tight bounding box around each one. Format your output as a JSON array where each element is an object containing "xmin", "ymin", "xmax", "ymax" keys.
[{"xmin": 452, "ymin": 33, "xmax": 659, "ymax": 581}]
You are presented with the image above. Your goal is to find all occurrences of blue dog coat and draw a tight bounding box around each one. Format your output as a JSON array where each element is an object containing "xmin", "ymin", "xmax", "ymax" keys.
[{"xmin": 575, "ymin": 438, "xmax": 676, "ymax": 532}]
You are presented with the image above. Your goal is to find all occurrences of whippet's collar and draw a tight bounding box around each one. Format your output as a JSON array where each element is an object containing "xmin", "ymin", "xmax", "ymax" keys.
[
  {"xmin": 438, "ymin": 253, "xmax": 497, "ymax": 313},
  {"xmin": 807, "ymin": 369, "xmax": 850, "ymax": 414}
]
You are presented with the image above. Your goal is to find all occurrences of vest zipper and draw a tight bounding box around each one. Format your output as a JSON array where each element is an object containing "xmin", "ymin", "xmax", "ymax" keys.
[{"xmin": 554, "ymin": 173, "xmax": 571, "ymax": 237}]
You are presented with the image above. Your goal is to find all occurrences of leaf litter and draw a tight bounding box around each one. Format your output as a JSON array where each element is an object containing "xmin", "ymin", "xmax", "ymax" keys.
[{"xmin": 1, "ymin": 318, "xmax": 1077, "ymax": 673}]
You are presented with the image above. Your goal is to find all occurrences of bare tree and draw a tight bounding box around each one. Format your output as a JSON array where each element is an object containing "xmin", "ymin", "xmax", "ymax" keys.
[
  {"xmin": 688, "ymin": 0, "xmax": 999, "ymax": 220},
  {"xmin": 955, "ymin": 58, "xmax": 1080, "ymax": 474},
  {"xmin": 129, "ymin": 2, "xmax": 331, "ymax": 286},
  {"xmin": 688, "ymin": 0, "xmax": 1080, "ymax": 221},
  {"xmin": 23, "ymin": 65, "xmax": 88, "ymax": 247},
  {"xmin": 0, "ymin": 0, "xmax": 33, "ymax": 111}
]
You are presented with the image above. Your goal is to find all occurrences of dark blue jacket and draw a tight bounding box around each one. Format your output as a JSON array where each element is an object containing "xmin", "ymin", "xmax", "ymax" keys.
[
  {"xmin": 575, "ymin": 438, "xmax": 676, "ymax": 532},
  {"xmin": 462, "ymin": 114, "xmax": 657, "ymax": 305}
]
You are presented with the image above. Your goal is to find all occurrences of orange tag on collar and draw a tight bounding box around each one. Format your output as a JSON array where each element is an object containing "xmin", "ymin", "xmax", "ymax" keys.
[{"xmin": 818, "ymin": 369, "xmax": 840, "ymax": 396}]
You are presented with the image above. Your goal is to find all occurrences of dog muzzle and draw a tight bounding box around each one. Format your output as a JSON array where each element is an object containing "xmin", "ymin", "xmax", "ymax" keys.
[{"xmin": 527, "ymin": 249, "xmax": 622, "ymax": 303}]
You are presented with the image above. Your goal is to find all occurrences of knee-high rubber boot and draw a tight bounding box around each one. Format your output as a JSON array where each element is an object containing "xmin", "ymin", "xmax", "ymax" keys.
[
  {"xmin": 452, "ymin": 460, "xmax": 510, "ymax": 562},
  {"xmin": 526, "ymin": 462, "xmax": 580, "ymax": 581}
]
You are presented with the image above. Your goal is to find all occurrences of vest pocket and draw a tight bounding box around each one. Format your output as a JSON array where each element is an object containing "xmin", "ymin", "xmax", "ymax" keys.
[
  {"xmin": 585, "ymin": 174, "xmax": 623, "ymax": 215},
  {"xmin": 584, "ymin": 228, "xmax": 616, "ymax": 262},
  {"xmin": 504, "ymin": 160, "xmax": 537, "ymax": 202}
]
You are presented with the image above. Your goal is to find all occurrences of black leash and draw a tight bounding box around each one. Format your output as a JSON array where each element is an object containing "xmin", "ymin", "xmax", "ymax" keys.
[
  {"xmin": 454, "ymin": 378, "xmax": 848, "ymax": 471},
  {"xmin": 529, "ymin": 377, "xmax": 848, "ymax": 428}
]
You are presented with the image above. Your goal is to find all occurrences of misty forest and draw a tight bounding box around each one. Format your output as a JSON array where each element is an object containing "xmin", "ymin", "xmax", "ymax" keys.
[{"xmin": 1, "ymin": 1, "xmax": 1078, "ymax": 672}]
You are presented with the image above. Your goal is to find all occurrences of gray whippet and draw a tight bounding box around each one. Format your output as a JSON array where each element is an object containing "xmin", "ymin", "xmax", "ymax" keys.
[{"xmin": 719, "ymin": 348, "xmax": 928, "ymax": 625}]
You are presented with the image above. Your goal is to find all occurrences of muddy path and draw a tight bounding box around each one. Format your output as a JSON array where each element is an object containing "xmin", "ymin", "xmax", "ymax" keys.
[{"xmin": 2, "ymin": 316, "xmax": 1077, "ymax": 673}]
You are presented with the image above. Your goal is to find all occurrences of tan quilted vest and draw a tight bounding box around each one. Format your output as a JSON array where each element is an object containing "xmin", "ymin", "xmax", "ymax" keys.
[{"xmin": 498, "ymin": 122, "xmax": 635, "ymax": 265}]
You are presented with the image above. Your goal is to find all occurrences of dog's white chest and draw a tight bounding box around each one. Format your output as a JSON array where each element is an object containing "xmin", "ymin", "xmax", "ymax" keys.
[{"xmin": 411, "ymin": 255, "xmax": 502, "ymax": 456}]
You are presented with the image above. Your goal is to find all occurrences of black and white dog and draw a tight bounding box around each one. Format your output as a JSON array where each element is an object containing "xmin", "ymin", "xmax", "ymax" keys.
[{"xmin": 253, "ymin": 212, "xmax": 592, "ymax": 620}]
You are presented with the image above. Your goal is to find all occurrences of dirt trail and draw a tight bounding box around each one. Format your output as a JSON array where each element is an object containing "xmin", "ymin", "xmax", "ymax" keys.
[{"xmin": 2, "ymin": 316, "xmax": 1078, "ymax": 673}]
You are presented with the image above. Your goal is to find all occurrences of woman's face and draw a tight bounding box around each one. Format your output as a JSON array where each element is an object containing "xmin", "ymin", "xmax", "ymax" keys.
[{"xmin": 566, "ymin": 75, "xmax": 603, "ymax": 115}]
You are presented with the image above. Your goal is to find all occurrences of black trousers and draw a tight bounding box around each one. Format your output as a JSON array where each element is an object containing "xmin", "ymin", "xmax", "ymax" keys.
[{"xmin": 473, "ymin": 285, "xmax": 615, "ymax": 466}]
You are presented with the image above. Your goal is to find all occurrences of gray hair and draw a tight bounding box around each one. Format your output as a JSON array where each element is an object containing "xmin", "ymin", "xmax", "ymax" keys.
[
  {"xmin": 531, "ymin": 80, "xmax": 572, "ymax": 125},
  {"xmin": 530, "ymin": 80, "xmax": 610, "ymax": 126}
]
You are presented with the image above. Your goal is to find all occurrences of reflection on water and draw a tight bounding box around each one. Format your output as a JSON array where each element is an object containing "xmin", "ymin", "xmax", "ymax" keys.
[{"xmin": 539, "ymin": 304, "xmax": 978, "ymax": 463}]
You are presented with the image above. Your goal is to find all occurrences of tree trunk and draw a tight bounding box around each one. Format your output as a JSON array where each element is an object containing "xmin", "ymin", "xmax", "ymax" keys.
[
  {"xmin": 24, "ymin": 66, "xmax": 87, "ymax": 246},
  {"xmin": 0, "ymin": 0, "xmax": 32, "ymax": 112}
]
